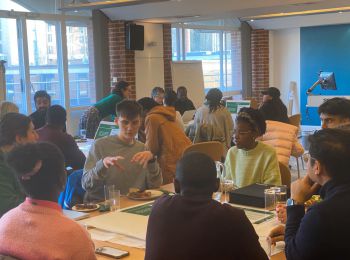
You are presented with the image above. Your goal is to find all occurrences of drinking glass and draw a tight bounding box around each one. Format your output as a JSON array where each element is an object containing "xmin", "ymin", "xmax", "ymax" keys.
[
  {"xmin": 104, "ymin": 185, "xmax": 120, "ymax": 211},
  {"xmin": 274, "ymin": 185, "xmax": 287, "ymax": 207},
  {"xmin": 215, "ymin": 161, "xmax": 236, "ymax": 203},
  {"xmin": 264, "ymin": 188, "xmax": 276, "ymax": 211}
]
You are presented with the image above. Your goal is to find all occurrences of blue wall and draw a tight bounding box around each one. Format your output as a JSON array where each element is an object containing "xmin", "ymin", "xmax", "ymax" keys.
[{"xmin": 300, "ymin": 24, "xmax": 350, "ymax": 125}]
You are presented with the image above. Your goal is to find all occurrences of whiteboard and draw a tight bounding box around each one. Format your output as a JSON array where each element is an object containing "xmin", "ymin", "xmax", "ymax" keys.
[{"xmin": 171, "ymin": 61, "xmax": 205, "ymax": 109}]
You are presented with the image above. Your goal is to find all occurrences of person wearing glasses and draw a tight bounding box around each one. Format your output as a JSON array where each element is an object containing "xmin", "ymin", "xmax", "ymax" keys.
[
  {"xmin": 224, "ymin": 107, "xmax": 281, "ymax": 188},
  {"xmin": 270, "ymin": 129, "xmax": 350, "ymax": 259},
  {"xmin": 318, "ymin": 97, "xmax": 350, "ymax": 129}
]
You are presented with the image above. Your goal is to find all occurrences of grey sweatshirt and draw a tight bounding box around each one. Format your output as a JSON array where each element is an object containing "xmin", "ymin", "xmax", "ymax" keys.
[{"xmin": 82, "ymin": 135, "xmax": 162, "ymax": 202}]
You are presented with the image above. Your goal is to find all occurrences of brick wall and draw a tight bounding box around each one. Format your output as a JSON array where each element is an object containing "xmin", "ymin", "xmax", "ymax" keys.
[
  {"xmin": 251, "ymin": 29, "xmax": 269, "ymax": 104},
  {"xmin": 108, "ymin": 21, "xmax": 136, "ymax": 99},
  {"xmin": 163, "ymin": 23, "xmax": 173, "ymax": 90}
]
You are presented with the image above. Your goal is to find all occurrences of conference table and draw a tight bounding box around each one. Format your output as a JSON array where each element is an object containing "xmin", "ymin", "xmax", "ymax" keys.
[{"xmin": 79, "ymin": 184, "xmax": 286, "ymax": 260}]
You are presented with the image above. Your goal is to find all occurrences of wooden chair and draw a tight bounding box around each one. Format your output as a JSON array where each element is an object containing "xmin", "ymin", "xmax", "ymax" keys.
[
  {"xmin": 183, "ymin": 141, "xmax": 224, "ymax": 162},
  {"xmin": 279, "ymin": 162, "xmax": 291, "ymax": 190},
  {"xmin": 288, "ymin": 113, "xmax": 304, "ymax": 177}
]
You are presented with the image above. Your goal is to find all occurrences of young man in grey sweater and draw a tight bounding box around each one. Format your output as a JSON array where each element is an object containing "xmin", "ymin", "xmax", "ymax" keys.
[{"xmin": 82, "ymin": 100, "xmax": 162, "ymax": 202}]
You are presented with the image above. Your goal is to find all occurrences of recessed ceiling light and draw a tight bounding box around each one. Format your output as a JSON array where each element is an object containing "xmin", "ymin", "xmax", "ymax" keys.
[
  {"xmin": 250, "ymin": 19, "xmax": 254, "ymax": 22},
  {"xmin": 338, "ymin": 11, "xmax": 343, "ymax": 14}
]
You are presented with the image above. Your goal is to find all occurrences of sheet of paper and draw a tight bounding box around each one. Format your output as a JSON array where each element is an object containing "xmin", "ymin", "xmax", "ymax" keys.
[
  {"xmin": 81, "ymin": 211, "xmax": 148, "ymax": 240},
  {"xmin": 109, "ymin": 234, "xmax": 146, "ymax": 249},
  {"xmin": 89, "ymin": 228, "xmax": 117, "ymax": 241},
  {"xmin": 254, "ymin": 218, "xmax": 285, "ymax": 256}
]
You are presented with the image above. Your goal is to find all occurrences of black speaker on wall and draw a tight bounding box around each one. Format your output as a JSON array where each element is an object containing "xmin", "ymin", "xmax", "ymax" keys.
[{"xmin": 125, "ymin": 23, "xmax": 144, "ymax": 51}]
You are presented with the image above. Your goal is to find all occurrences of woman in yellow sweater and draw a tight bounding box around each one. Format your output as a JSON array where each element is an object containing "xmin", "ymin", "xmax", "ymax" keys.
[{"xmin": 225, "ymin": 107, "xmax": 281, "ymax": 188}]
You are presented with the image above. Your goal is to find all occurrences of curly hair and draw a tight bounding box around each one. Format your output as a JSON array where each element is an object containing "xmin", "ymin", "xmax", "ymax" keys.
[{"xmin": 236, "ymin": 107, "xmax": 266, "ymax": 136}]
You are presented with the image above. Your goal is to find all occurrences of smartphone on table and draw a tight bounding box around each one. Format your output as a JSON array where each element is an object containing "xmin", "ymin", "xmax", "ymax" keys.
[{"xmin": 95, "ymin": 246, "xmax": 129, "ymax": 259}]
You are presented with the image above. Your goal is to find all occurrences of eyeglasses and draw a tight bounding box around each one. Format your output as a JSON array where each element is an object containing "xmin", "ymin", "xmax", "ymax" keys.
[{"xmin": 303, "ymin": 152, "xmax": 316, "ymax": 164}]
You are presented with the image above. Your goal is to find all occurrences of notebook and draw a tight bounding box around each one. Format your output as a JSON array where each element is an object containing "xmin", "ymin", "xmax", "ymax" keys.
[{"xmin": 229, "ymin": 183, "xmax": 275, "ymax": 208}]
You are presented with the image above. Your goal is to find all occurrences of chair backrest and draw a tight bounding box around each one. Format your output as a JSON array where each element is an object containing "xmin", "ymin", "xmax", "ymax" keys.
[
  {"xmin": 183, "ymin": 141, "xmax": 224, "ymax": 162},
  {"xmin": 279, "ymin": 162, "xmax": 291, "ymax": 189},
  {"xmin": 289, "ymin": 114, "xmax": 301, "ymax": 128}
]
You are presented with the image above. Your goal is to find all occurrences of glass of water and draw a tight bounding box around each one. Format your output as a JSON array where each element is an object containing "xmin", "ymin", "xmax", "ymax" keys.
[
  {"xmin": 264, "ymin": 188, "xmax": 276, "ymax": 211},
  {"xmin": 104, "ymin": 185, "xmax": 120, "ymax": 211}
]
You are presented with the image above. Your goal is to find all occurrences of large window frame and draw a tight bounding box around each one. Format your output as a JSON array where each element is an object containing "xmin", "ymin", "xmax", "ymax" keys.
[
  {"xmin": 172, "ymin": 23, "xmax": 242, "ymax": 96},
  {"xmin": 0, "ymin": 10, "xmax": 94, "ymax": 134}
]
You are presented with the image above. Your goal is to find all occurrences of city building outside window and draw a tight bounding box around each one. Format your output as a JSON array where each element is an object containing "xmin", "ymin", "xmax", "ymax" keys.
[{"xmin": 172, "ymin": 23, "xmax": 242, "ymax": 97}]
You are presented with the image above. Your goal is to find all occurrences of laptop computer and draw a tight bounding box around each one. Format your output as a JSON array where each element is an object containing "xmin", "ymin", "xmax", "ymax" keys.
[
  {"xmin": 182, "ymin": 110, "xmax": 196, "ymax": 124},
  {"xmin": 94, "ymin": 121, "xmax": 120, "ymax": 140}
]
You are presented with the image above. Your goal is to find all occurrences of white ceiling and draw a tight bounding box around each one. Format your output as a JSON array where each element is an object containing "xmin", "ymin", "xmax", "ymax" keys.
[{"xmin": 92, "ymin": 0, "xmax": 350, "ymax": 27}]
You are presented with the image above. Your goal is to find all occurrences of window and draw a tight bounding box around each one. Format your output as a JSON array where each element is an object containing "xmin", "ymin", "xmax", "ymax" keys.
[
  {"xmin": 66, "ymin": 22, "xmax": 95, "ymax": 107},
  {"xmin": 172, "ymin": 25, "xmax": 242, "ymax": 95},
  {"xmin": 0, "ymin": 5, "xmax": 95, "ymax": 134}
]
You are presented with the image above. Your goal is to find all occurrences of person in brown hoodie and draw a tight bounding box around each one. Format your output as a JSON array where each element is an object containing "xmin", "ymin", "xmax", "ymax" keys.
[{"xmin": 143, "ymin": 92, "xmax": 192, "ymax": 184}]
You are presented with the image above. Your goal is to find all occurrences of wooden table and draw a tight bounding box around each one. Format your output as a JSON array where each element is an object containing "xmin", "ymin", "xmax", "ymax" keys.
[{"xmin": 87, "ymin": 184, "xmax": 285, "ymax": 260}]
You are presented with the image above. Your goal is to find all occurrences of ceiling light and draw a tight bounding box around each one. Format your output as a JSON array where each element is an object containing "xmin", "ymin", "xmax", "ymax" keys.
[
  {"xmin": 250, "ymin": 19, "xmax": 254, "ymax": 22},
  {"xmin": 241, "ymin": 6, "xmax": 350, "ymax": 21},
  {"xmin": 60, "ymin": 0, "xmax": 171, "ymax": 11}
]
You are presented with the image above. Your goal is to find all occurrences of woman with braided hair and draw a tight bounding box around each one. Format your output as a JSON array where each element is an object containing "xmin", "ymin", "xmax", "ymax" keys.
[{"xmin": 224, "ymin": 107, "xmax": 281, "ymax": 188}]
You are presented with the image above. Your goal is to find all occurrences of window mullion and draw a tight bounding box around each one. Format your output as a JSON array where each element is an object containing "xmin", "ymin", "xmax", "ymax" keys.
[
  {"xmin": 219, "ymin": 31, "xmax": 224, "ymax": 90},
  {"xmin": 18, "ymin": 17, "xmax": 32, "ymax": 114},
  {"xmin": 57, "ymin": 20, "xmax": 72, "ymax": 133}
]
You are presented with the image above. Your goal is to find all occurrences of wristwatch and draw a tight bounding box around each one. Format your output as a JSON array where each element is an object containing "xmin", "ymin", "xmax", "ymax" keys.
[{"xmin": 286, "ymin": 198, "xmax": 304, "ymax": 206}]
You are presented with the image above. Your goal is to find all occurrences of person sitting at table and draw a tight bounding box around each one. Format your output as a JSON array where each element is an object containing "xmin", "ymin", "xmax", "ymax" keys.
[
  {"xmin": 269, "ymin": 128, "xmax": 350, "ymax": 259},
  {"xmin": 225, "ymin": 107, "xmax": 281, "ymax": 188},
  {"xmin": 151, "ymin": 86, "xmax": 165, "ymax": 105},
  {"xmin": 164, "ymin": 89, "xmax": 184, "ymax": 131},
  {"xmin": 0, "ymin": 101, "xmax": 19, "ymax": 121},
  {"xmin": 29, "ymin": 90, "xmax": 51, "ymax": 130},
  {"xmin": 259, "ymin": 87, "xmax": 289, "ymax": 124},
  {"xmin": 37, "ymin": 105, "xmax": 86, "ymax": 170},
  {"xmin": 269, "ymin": 98, "xmax": 350, "ymax": 225},
  {"xmin": 0, "ymin": 113, "xmax": 38, "ymax": 217},
  {"xmin": 141, "ymin": 95, "xmax": 192, "ymax": 184},
  {"xmin": 0, "ymin": 142, "xmax": 96, "ymax": 260},
  {"xmin": 82, "ymin": 100, "xmax": 162, "ymax": 202},
  {"xmin": 318, "ymin": 97, "xmax": 350, "ymax": 129},
  {"xmin": 80, "ymin": 80, "xmax": 131, "ymax": 139},
  {"xmin": 174, "ymin": 86, "xmax": 195, "ymax": 116},
  {"xmin": 145, "ymin": 152, "xmax": 268, "ymax": 260},
  {"xmin": 188, "ymin": 88, "xmax": 233, "ymax": 154}
]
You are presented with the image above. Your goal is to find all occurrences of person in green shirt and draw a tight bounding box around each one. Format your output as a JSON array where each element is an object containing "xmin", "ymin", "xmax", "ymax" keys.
[
  {"xmin": 80, "ymin": 80, "xmax": 131, "ymax": 138},
  {"xmin": 0, "ymin": 113, "xmax": 39, "ymax": 217},
  {"xmin": 225, "ymin": 107, "xmax": 281, "ymax": 188}
]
